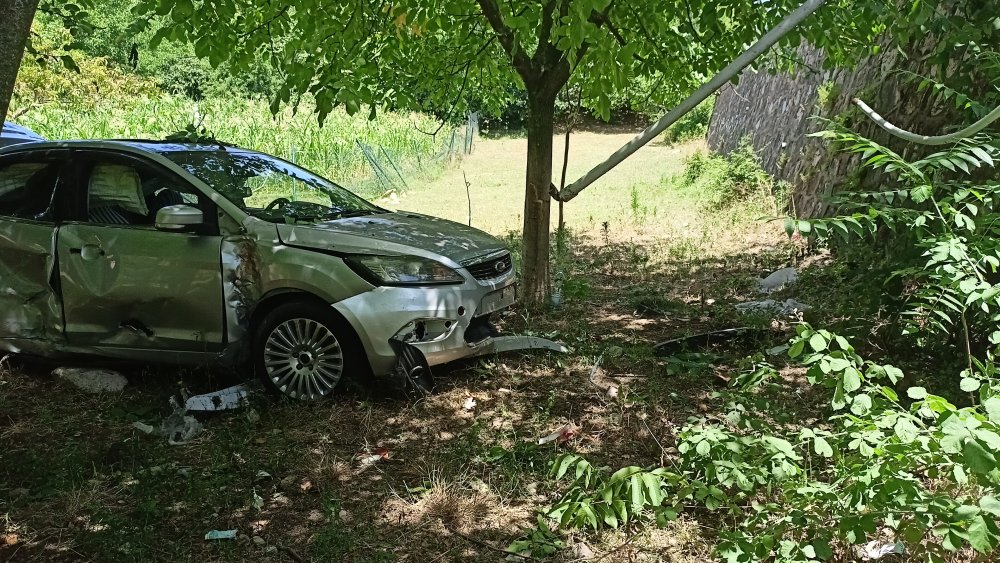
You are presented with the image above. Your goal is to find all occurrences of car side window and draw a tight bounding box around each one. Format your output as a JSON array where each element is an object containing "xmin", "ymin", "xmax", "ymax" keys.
[
  {"xmin": 84, "ymin": 157, "xmax": 208, "ymax": 228},
  {"xmin": 0, "ymin": 157, "xmax": 62, "ymax": 222}
]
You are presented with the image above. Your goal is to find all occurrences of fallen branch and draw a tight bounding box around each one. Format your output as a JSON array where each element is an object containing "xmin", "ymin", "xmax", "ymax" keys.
[{"xmin": 278, "ymin": 544, "xmax": 307, "ymax": 562}]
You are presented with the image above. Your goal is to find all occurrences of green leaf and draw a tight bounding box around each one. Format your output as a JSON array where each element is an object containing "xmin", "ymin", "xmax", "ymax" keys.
[
  {"xmin": 813, "ymin": 436, "xmax": 833, "ymax": 457},
  {"xmin": 784, "ymin": 216, "xmax": 796, "ymax": 237},
  {"xmin": 789, "ymin": 339, "xmax": 806, "ymax": 358},
  {"xmin": 554, "ymin": 455, "xmax": 577, "ymax": 479},
  {"xmin": 894, "ymin": 417, "xmax": 919, "ymax": 443},
  {"xmin": 968, "ymin": 515, "xmax": 994, "ymax": 553},
  {"xmin": 630, "ymin": 474, "xmax": 644, "ymax": 512},
  {"xmin": 843, "ymin": 368, "xmax": 862, "ymax": 393},
  {"xmin": 908, "ymin": 387, "xmax": 928, "ymax": 400},
  {"xmin": 762, "ymin": 436, "xmax": 799, "ymax": 459},
  {"xmin": 809, "ymin": 333, "xmax": 827, "ymax": 352},
  {"xmin": 961, "ymin": 378, "xmax": 982, "ymax": 392},
  {"xmin": 641, "ymin": 473, "xmax": 664, "ymax": 506},
  {"xmin": 850, "ymin": 393, "xmax": 872, "ymax": 415},
  {"xmin": 983, "ymin": 397, "xmax": 1000, "ymax": 423},
  {"xmin": 980, "ymin": 496, "xmax": 1000, "ymax": 517},
  {"xmin": 963, "ymin": 439, "xmax": 997, "ymax": 475},
  {"xmin": 882, "ymin": 365, "xmax": 904, "ymax": 384},
  {"xmin": 813, "ymin": 538, "xmax": 833, "ymax": 560}
]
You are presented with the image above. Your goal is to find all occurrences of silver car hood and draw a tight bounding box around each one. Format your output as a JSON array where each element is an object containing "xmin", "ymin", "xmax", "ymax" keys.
[{"xmin": 276, "ymin": 212, "xmax": 506, "ymax": 264}]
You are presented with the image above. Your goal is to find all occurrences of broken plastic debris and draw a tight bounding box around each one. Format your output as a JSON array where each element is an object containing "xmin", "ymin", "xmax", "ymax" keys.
[
  {"xmin": 354, "ymin": 447, "xmax": 391, "ymax": 475},
  {"xmin": 54, "ymin": 367, "xmax": 128, "ymax": 393},
  {"xmin": 537, "ymin": 422, "xmax": 580, "ymax": 445},
  {"xmin": 858, "ymin": 541, "xmax": 905, "ymax": 560},
  {"xmin": 160, "ymin": 405, "xmax": 204, "ymax": 445},
  {"xmin": 588, "ymin": 355, "xmax": 619, "ymax": 399},
  {"xmin": 735, "ymin": 298, "xmax": 809, "ymax": 316},
  {"xmin": 653, "ymin": 327, "xmax": 762, "ymax": 354},
  {"xmin": 758, "ymin": 267, "xmax": 797, "ymax": 293},
  {"xmin": 204, "ymin": 530, "xmax": 237, "ymax": 541},
  {"xmin": 462, "ymin": 396, "xmax": 477, "ymax": 410},
  {"xmin": 570, "ymin": 541, "xmax": 596, "ymax": 560},
  {"xmin": 133, "ymin": 408, "xmax": 203, "ymax": 445},
  {"xmin": 184, "ymin": 384, "xmax": 250, "ymax": 411},
  {"xmin": 468, "ymin": 335, "xmax": 569, "ymax": 358}
]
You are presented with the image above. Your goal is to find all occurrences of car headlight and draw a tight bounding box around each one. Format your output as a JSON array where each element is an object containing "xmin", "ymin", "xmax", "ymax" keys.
[{"xmin": 345, "ymin": 254, "xmax": 464, "ymax": 285}]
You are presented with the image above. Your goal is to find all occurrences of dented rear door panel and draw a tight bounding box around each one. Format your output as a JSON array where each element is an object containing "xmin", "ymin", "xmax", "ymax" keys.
[
  {"xmin": 0, "ymin": 219, "xmax": 62, "ymax": 349},
  {"xmin": 57, "ymin": 224, "xmax": 226, "ymax": 351}
]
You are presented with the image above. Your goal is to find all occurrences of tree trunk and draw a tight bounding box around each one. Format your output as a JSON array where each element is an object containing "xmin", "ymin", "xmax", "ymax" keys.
[
  {"xmin": 0, "ymin": 0, "xmax": 39, "ymax": 124},
  {"xmin": 520, "ymin": 90, "xmax": 556, "ymax": 307}
]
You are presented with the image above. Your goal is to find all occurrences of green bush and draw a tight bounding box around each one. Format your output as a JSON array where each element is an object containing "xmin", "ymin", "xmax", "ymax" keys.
[
  {"xmin": 681, "ymin": 138, "xmax": 773, "ymax": 209},
  {"xmin": 663, "ymin": 97, "xmax": 715, "ymax": 143}
]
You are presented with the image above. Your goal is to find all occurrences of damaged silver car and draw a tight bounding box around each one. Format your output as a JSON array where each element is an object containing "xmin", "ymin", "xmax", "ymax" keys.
[{"xmin": 0, "ymin": 139, "xmax": 524, "ymax": 399}]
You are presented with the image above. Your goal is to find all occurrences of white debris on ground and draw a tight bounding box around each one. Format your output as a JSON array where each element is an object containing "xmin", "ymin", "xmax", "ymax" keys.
[
  {"xmin": 758, "ymin": 267, "xmax": 798, "ymax": 293},
  {"xmin": 53, "ymin": 367, "xmax": 128, "ymax": 393},
  {"xmin": 204, "ymin": 530, "xmax": 237, "ymax": 541},
  {"xmin": 735, "ymin": 298, "xmax": 810, "ymax": 316},
  {"xmin": 133, "ymin": 399, "xmax": 204, "ymax": 445},
  {"xmin": 184, "ymin": 384, "xmax": 250, "ymax": 411},
  {"xmin": 857, "ymin": 540, "xmax": 905, "ymax": 560},
  {"xmin": 570, "ymin": 541, "xmax": 596, "ymax": 560},
  {"xmin": 537, "ymin": 422, "xmax": 580, "ymax": 445}
]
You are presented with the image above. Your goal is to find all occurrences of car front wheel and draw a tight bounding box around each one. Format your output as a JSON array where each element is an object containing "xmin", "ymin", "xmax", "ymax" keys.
[{"xmin": 254, "ymin": 302, "xmax": 352, "ymax": 401}]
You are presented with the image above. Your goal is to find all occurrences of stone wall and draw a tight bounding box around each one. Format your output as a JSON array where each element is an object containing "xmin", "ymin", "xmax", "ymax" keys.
[{"xmin": 707, "ymin": 43, "xmax": 958, "ymax": 217}]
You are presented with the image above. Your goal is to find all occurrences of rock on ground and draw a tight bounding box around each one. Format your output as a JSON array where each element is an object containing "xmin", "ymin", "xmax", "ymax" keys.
[{"xmin": 54, "ymin": 367, "xmax": 128, "ymax": 393}]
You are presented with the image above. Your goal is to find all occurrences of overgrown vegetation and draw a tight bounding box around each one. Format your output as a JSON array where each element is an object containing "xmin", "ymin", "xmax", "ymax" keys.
[
  {"xmin": 680, "ymin": 138, "xmax": 788, "ymax": 212},
  {"xmin": 504, "ymin": 81, "xmax": 1000, "ymax": 561},
  {"xmin": 663, "ymin": 97, "xmax": 715, "ymax": 144},
  {"xmin": 12, "ymin": 16, "xmax": 468, "ymax": 197}
]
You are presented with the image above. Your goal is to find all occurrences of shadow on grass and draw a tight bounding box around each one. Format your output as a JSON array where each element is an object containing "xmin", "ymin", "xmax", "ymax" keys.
[{"xmin": 2, "ymin": 237, "xmax": 828, "ymax": 562}]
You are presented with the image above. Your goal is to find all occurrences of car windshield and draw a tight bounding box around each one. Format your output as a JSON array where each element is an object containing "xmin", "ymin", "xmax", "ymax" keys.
[{"xmin": 160, "ymin": 149, "xmax": 382, "ymax": 223}]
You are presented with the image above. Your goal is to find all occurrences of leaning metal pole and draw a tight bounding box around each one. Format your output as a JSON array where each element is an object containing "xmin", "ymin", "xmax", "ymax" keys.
[
  {"xmin": 555, "ymin": 0, "xmax": 828, "ymax": 202},
  {"xmin": 852, "ymin": 97, "xmax": 1000, "ymax": 146}
]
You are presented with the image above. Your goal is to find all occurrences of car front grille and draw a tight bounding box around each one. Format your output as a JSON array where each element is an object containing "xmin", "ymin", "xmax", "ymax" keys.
[{"xmin": 464, "ymin": 252, "xmax": 513, "ymax": 280}]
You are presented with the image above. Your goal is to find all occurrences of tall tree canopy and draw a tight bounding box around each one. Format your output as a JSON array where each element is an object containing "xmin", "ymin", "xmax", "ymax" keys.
[
  {"xmin": 3, "ymin": 0, "xmax": 941, "ymax": 303},
  {"xmin": 135, "ymin": 0, "xmax": 866, "ymax": 304}
]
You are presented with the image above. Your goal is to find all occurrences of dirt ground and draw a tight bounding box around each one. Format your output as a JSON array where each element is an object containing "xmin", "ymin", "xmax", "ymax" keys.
[{"xmin": 0, "ymin": 133, "xmax": 806, "ymax": 562}]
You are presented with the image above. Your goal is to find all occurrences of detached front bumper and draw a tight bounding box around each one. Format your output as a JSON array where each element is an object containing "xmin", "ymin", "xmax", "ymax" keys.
[{"xmin": 332, "ymin": 274, "xmax": 517, "ymax": 377}]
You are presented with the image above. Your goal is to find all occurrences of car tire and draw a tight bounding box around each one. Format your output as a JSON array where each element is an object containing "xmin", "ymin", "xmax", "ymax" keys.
[{"xmin": 253, "ymin": 301, "xmax": 356, "ymax": 401}]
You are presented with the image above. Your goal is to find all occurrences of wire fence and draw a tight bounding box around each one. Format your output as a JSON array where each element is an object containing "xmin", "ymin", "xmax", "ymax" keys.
[{"xmin": 283, "ymin": 112, "xmax": 479, "ymax": 198}]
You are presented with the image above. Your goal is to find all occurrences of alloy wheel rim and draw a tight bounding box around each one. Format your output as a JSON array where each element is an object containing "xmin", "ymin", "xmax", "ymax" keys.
[{"xmin": 264, "ymin": 318, "xmax": 344, "ymax": 400}]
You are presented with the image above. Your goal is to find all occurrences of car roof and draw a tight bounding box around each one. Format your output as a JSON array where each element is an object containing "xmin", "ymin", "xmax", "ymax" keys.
[
  {"xmin": 0, "ymin": 138, "xmax": 251, "ymax": 154},
  {"xmin": 2, "ymin": 121, "xmax": 45, "ymax": 139}
]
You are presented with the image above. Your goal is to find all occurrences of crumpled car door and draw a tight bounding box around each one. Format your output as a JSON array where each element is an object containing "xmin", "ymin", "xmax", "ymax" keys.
[
  {"xmin": 57, "ymin": 151, "xmax": 226, "ymax": 353},
  {"xmin": 0, "ymin": 153, "xmax": 66, "ymax": 353}
]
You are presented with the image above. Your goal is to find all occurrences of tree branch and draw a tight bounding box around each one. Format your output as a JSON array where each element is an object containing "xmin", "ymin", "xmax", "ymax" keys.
[
  {"xmin": 238, "ymin": 5, "xmax": 290, "ymax": 39},
  {"xmin": 535, "ymin": 0, "xmax": 557, "ymax": 66},
  {"xmin": 476, "ymin": 0, "xmax": 532, "ymax": 78}
]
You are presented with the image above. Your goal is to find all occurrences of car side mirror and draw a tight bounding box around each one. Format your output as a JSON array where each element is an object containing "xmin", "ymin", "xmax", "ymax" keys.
[{"xmin": 155, "ymin": 204, "xmax": 204, "ymax": 232}]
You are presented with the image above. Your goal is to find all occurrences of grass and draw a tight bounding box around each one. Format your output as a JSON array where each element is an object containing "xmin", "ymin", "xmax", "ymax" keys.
[
  {"xmin": 1, "ymin": 129, "xmax": 819, "ymax": 562},
  {"xmin": 16, "ymin": 95, "xmax": 467, "ymax": 198}
]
